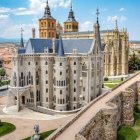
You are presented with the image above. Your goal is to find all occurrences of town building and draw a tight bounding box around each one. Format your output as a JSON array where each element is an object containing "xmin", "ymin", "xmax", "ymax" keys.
[{"xmin": 9, "ymin": 6, "xmax": 104, "ymax": 111}]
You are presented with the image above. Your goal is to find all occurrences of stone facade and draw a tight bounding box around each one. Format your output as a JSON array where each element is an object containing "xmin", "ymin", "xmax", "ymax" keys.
[
  {"xmin": 62, "ymin": 22, "xmax": 129, "ymax": 77},
  {"xmin": 9, "ymin": 16, "xmax": 104, "ymax": 111}
]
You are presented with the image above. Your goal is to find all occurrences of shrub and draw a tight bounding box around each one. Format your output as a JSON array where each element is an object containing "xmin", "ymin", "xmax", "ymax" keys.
[
  {"xmin": 135, "ymin": 105, "xmax": 140, "ymax": 113},
  {"xmin": 117, "ymin": 126, "xmax": 137, "ymax": 140},
  {"xmin": 104, "ymin": 77, "xmax": 108, "ymax": 81}
]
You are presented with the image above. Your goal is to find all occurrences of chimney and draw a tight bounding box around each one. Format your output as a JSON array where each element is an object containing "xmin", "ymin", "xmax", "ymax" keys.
[{"xmin": 32, "ymin": 28, "xmax": 36, "ymax": 38}]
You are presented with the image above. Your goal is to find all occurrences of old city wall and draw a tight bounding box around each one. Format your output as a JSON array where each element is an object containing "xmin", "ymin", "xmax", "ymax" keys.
[
  {"xmin": 47, "ymin": 72, "xmax": 140, "ymax": 140},
  {"xmin": 75, "ymin": 84, "xmax": 137, "ymax": 140}
]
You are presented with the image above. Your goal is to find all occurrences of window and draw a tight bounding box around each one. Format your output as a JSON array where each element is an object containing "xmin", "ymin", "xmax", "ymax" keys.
[
  {"xmin": 46, "ymin": 80, "xmax": 48, "ymax": 84},
  {"xmin": 60, "ymin": 90, "xmax": 62, "ymax": 95},
  {"xmin": 60, "ymin": 72, "xmax": 62, "ymax": 75},
  {"xmin": 74, "ymin": 88, "xmax": 76, "ymax": 92},
  {"xmin": 74, "ymin": 62, "xmax": 76, "ymax": 65},
  {"xmin": 28, "ymin": 62, "xmax": 30, "ymax": 65},
  {"xmin": 74, "ymin": 80, "xmax": 76, "ymax": 84},
  {"xmin": 36, "ymin": 62, "xmax": 38, "ymax": 65},
  {"xmin": 30, "ymin": 92, "xmax": 34, "ymax": 98},
  {"xmin": 45, "ymin": 61, "xmax": 48, "ymax": 65},
  {"xmin": 46, "ymin": 97, "xmax": 48, "ymax": 102},
  {"xmin": 74, "ymin": 70, "xmax": 76, "ymax": 74},
  {"xmin": 74, "ymin": 97, "xmax": 76, "ymax": 101},
  {"xmin": 46, "ymin": 70, "xmax": 48, "ymax": 74},
  {"xmin": 60, "ymin": 63, "xmax": 62, "ymax": 66},
  {"xmin": 83, "ymin": 87, "xmax": 86, "ymax": 91},
  {"xmin": 46, "ymin": 88, "xmax": 48, "ymax": 93},
  {"xmin": 82, "ymin": 72, "xmax": 87, "ymax": 77}
]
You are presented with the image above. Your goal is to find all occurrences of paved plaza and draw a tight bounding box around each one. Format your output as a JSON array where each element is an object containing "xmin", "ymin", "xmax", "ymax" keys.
[{"xmin": 0, "ymin": 95, "xmax": 74, "ymax": 140}]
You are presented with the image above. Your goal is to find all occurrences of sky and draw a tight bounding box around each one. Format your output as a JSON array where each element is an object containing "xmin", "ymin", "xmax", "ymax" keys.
[{"xmin": 0, "ymin": 0, "xmax": 140, "ymax": 40}]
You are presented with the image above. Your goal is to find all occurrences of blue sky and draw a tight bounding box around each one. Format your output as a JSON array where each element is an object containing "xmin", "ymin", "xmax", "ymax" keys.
[{"xmin": 0, "ymin": 0, "xmax": 140, "ymax": 40}]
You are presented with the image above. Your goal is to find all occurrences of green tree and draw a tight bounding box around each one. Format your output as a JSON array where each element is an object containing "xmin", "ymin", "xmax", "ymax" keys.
[
  {"xmin": 0, "ymin": 68, "xmax": 6, "ymax": 76},
  {"xmin": 129, "ymin": 53, "xmax": 140, "ymax": 72}
]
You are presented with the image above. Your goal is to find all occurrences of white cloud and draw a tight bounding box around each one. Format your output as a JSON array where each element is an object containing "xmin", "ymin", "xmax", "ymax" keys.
[
  {"xmin": 120, "ymin": 15, "xmax": 126, "ymax": 22},
  {"xmin": 80, "ymin": 21, "xmax": 93, "ymax": 31},
  {"xmin": 0, "ymin": 14, "xmax": 9, "ymax": 20},
  {"xmin": 0, "ymin": 7, "xmax": 11, "ymax": 13},
  {"xmin": 1, "ymin": 23, "xmax": 38, "ymax": 38},
  {"xmin": 0, "ymin": 0, "xmax": 71, "ymax": 16},
  {"xmin": 107, "ymin": 16, "xmax": 118, "ymax": 22},
  {"xmin": 107, "ymin": 15, "xmax": 126, "ymax": 23},
  {"xmin": 119, "ymin": 8, "xmax": 126, "ymax": 12}
]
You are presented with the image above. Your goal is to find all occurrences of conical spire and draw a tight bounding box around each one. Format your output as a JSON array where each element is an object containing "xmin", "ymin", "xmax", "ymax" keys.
[
  {"xmin": 41, "ymin": 0, "xmax": 54, "ymax": 19},
  {"xmin": 94, "ymin": 8, "xmax": 102, "ymax": 51},
  {"xmin": 44, "ymin": 0, "xmax": 51, "ymax": 16},
  {"xmin": 58, "ymin": 35, "xmax": 65, "ymax": 57},
  {"xmin": 66, "ymin": 2, "xmax": 77, "ymax": 22},
  {"xmin": 20, "ymin": 28, "xmax": 24, "ymax": 48}
]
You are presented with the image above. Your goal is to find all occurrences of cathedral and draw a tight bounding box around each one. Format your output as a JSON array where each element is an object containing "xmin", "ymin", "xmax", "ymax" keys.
[
  {"xmin": 8, "ymin": 1, "xmax": 104, "ymax": 111},
  {"xmin": 36, "ymin": 1, "xmax": 129, "ymax": 77}
]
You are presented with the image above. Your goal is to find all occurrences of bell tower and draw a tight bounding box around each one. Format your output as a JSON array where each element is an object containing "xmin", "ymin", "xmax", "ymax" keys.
[
  {"xmin": 64, "ymin": 4, "xmax": 78, "ymax": 33},
  {"xmin": 39, "ymin": 0, "xmax": 56, "ymax": 38}
]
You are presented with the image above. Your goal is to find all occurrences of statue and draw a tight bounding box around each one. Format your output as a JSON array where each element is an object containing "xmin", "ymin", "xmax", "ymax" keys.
[
  {"xmin": 30, "ymin": 125, "xmax": 40, "ymax": 140},
  {"xmin": 34, "ymin": 124, "xmax": 39, "ymax": 135}
]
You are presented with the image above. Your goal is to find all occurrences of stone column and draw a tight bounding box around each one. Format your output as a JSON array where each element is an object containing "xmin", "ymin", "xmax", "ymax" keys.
[
  {"xmin": 102, "ymin": 103, "xmax": 118, "ymax": 140},
  {"xmin": 121, "ymin": 88, "xmax": 135, "ymax": 126},
  {"xmin": 137, "ymin": 80, "xmax": 140, "ymax": 104}
]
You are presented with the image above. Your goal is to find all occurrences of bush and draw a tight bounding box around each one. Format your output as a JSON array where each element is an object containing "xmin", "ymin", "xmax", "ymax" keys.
[
  {"xmin": 104, "ymin": 77, "xmax": 108, "ymax": 81},
  {"xmin": 134, "ymin": 112, "xmax": 140, "ymax": 122},
  {"xmin": 117, "ymin": 126, "xmax": 137, "ymax": 140},
  {"xmin": 0, "ymin": 68, "xmax": 6, "ymax": 77},
  {"xmin": 134, "ymin": 105, "xmax": 140, "ymax": 113}
]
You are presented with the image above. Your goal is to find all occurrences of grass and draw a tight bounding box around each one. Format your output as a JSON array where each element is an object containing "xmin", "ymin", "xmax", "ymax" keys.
[
  {"xmin": 117, "ymin": 126, "xmax": 137, "ymax": 140},
  {"xmin": 104, "ymin": 79, "xmax": 122, "ymax": 89},
  {"xmin": 117, "ymin": 105, "xmax": 140, "ymax": 140},
  {"xmin": 0, "ymin": 122, "xmax": 16, "ymax": 137},
  {"xmin": 23, "ymin": 129, "xmax": 56, "ymax": 140},
  {"xmin": 133, "ymin": 105, "xmax": 140, "ymax": 138},
  {"xmin": 104, "ymin": 83, "xmax": 118, "ymax": 89},
  {"xmin": 104, "ymin": 80, "xmax": 122, "ymax": 83}
]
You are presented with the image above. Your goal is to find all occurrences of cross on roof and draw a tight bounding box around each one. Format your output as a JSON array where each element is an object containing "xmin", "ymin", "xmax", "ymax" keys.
[
  {"xmin": 21, "ymin": 27, "xmax": 24, "ymax": 38},
  {"xmin": 96, "ymin": 8, "xmax": 100, "ymax": 19}
]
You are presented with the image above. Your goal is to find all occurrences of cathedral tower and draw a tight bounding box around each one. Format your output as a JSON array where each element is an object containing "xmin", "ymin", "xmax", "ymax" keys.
[
  {"xmin": 64, "ymin": 4, "xmax": 78, "ymax": 33},
  {"xmin": 39, "ymin": 0, "xmax": 56, "ymax": 38}
]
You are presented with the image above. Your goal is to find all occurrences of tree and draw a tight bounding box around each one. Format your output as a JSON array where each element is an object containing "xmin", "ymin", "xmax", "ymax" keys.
[
  {"xmin": 0, "ymin": 68, "xmax": 6, "ymax": 76},
  {"xmin": 129, "ymin": 53, "xmax": 140, "ymax": 72}
]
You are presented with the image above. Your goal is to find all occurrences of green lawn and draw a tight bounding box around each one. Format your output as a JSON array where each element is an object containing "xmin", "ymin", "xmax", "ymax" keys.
[
  {"xmin": 23, "ymin": 129, "xmax": 56, "ymax": 140},
  {"xmin": 104, "ymin": 83, "xmax": 118, "ymax": 89},
  {"xmin": 117, "ymin": 105, "xmax": 140, "ymax": 140},
  {"xmin": 0, "ymin": 122, "xmax": 16, "ymax": 137},
  {"xmin": 117, "ymin": 126, "xmax": 137, "ymax": 140},
  {"xmin": 104, "ymin": 80, "xmax": 122, "ymax": 83}
]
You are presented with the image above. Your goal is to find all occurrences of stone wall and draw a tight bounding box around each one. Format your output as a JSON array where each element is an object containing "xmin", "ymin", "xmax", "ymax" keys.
[{"xmin": 47, "ymin": 72, "xmax": 140, "ymax": 140}]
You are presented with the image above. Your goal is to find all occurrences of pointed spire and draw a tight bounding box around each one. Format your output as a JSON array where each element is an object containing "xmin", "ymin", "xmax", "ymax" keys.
[
  {"xmin": 58, "ymin": 35, "xmax": 65, "ymax": 57},
  {"xmin": 115, "ymin": 19, "xmax": 118, "ymax": 30},
  {"xmin": 94, "ymin": 9, "xmax": 102, "ymax": 51},
  {"xmin": 20, "ymin": 28, "xmax": 24, "ymax": 48},
  {"xmin": 96, "ymin": 8, "xmax": 100, "ymax": 24},
  {"xmin": 66, "ymin": 1, "xmax": 77, "ymax": 22}
]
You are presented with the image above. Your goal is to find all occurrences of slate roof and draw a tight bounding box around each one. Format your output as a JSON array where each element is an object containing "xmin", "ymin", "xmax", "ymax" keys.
[
  {"xmin": 63, "ymin": 30, "xmax": 114, "ymax": 35},
  {"xmin": 18, "ymin": 38, "xmax": 94, "ymax": 55}
]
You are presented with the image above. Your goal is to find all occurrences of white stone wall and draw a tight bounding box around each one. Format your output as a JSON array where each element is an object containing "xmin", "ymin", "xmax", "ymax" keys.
[{"xmin": 11, "ymin": 46, "xmax": 103, "ymax": 111}]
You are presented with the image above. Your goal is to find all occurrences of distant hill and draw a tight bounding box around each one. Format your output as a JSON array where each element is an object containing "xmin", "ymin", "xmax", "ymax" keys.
[{"xmin": 0, "ymin": 38, "xmax": 20, "ymax": 43}]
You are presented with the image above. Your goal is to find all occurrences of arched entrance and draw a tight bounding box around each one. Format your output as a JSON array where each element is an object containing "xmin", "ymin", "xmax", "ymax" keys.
[{"xmin": 22, "ymin": 96, "xmax": 25, "ymax": 104}]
